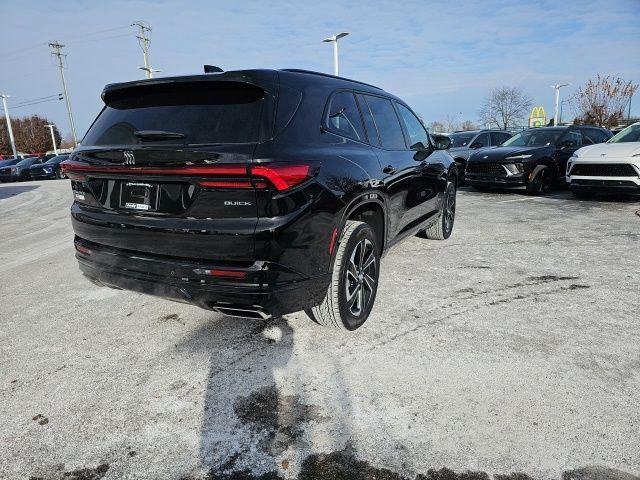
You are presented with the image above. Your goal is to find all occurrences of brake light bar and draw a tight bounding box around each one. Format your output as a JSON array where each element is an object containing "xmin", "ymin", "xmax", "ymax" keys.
[
  {"xmin": 62, "ymin": 160, "xmax": 312, "ymax": 192},
  {"xmin": 194, "ymin": 268, "xmax": 247, "ymax": 279}
]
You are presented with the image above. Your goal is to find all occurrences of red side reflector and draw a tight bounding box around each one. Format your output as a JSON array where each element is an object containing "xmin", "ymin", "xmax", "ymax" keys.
[
  {"xmin": 251, "ymin": 165, "xmax": 311, "ymax": 191},
  {"xmin": 199, "ymin": 180, "xmax": 254, "ymax": 189},
  {"xmin": 75, "ymin": 244, "xmax": 91, "ymax": 255},
  {"xmin": 328, "ymin": 228, "xmax": 338, "ymax": 254},
  {"xmin": 195, "ymin": 268, "xmax": 247, "ymax": 279}
]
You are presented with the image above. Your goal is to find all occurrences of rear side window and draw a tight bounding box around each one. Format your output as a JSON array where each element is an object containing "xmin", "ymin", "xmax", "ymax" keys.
[
  {"xmin": 364, "ymin": 95, "xmax": 407, "ymax": 149},
  {"xmin": 355, "ymin": 94, "xmax": 381, "ymax": 147},
  {"xmin": 474, "ymin": 132, "xmax": 490, "ymax": 147},
  {"xmin": 325, "ymin": 91, "xmax": 366, "ymax": 142},
  {"xmin": 396, "ymin": 103, "xmax": 429, "ymax": 148},
  {"xmin": 83, "ymin": 82, "xmax": 269, "ymax": 146}
]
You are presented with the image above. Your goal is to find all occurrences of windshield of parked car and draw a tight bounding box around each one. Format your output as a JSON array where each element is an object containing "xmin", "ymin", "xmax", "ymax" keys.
[
  {"xmin": 82, "ymin": 81, "xmax": 269, "ymax": 146},
  {"xmin": 607, "ymin": 124, "xmax": 640, "ymax": 143},
  {"xmin": 501, "ymin": 129, "xmax": 565, "ymax": 147},
  {"xmin": 45, "ymin": 155, "xmax": 68, "ymax": 164},
  {"xmin": 448, "ymin": 132, "xmax": 476, "ymax": 148}
]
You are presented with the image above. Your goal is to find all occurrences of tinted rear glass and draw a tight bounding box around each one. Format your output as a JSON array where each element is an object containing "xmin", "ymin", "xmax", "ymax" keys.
[
  {"xmin": 83, "ymin": 82, "xmax": 268, "ymax": 146},
  {"xmin": 364, "ymin": 95, "xmax": 406, "ymax": 149}
]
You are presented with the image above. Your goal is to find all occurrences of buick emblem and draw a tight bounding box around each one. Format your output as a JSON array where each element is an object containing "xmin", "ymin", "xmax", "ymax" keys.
[{"xmin": 123, "ymin": 151, "xmax": 135, "ymax": 165}]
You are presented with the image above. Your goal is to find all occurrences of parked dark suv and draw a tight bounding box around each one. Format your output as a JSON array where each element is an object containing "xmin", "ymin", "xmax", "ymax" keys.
[
  {"xmin": 447, "ymin": 129, "xmax": 513, "ymax": 183},
  {"xmin": 465, "ymin": 125, "xmax": 612, "ymax": 194},
  {"xmin": 63, "ymin": 68, "xmax": 457, "ymax": 330}
]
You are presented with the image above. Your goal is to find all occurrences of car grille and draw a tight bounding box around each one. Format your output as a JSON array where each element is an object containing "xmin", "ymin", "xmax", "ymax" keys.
[
  {"xmin": 570, "ymin": 163, "xmax": 637, "ymax": 177},
  {"xmin": 466, "ymin": 162, "xmax": 506, "ymax": 176},
  {"xmin": 0, "ymin": 168, "xmax": 11, "ymax": 175},
  {"xmin": 31, "ymin": 167, "xmax": 45, "ymax": 175}
]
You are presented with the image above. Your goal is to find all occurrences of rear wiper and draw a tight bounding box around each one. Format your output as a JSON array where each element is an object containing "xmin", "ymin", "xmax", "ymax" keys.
[{"xmin": 133, "ymin": 130, "xmax": 186, "ymax": 140}]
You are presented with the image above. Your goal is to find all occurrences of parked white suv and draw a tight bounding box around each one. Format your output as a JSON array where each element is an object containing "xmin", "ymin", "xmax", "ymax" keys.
[{"xmin": 567, "ymin": 122, "xmax": 640, "ymax": 198}]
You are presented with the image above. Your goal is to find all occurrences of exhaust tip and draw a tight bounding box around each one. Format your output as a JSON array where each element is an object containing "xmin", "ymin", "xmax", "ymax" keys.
[{"xmin": 211, "ymin": 305, "xmax": 272, "ymax": 320}]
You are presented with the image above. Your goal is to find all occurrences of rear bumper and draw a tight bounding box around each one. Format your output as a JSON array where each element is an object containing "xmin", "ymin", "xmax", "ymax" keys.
[{"xmin": 74, "ymin": 237, "xmax": 330, "ymax": 317}]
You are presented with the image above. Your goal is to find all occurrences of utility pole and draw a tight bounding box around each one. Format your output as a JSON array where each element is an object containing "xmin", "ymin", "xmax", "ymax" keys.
[
  {"xmin": 45, "ymin": 124, "xmax": 58, "ymax": 155},
  {"xmin": 132, "ymin": 21, "xmax": 158, "ymax": 79},
  {"xmin": 49, "ymin": 41, "xmax": 78, "ymax": 147},
  {"xmin": 0, "ymin": 94, "xmax": 18, "ymax": 159},
  {"xmin": 551, "ymin": 83, "xmax": 569, "ymax": 126},
  {"xmin": 323, "ymin": 32, "xmax": 349, "ymax": 76}
]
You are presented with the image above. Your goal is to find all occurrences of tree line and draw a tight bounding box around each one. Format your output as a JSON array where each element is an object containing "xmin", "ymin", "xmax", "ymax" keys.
[
  {"xmin": 427, "ymin": 75, "xmax": 637, "ymax": 132},
  {"xmin": 0, "ymin": 115, "xmax": 63, "ymax": 155}
]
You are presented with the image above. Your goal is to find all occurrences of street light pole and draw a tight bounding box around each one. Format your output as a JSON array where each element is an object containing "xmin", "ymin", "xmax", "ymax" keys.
[
  {"xmin": 323, "ymin": 32, "xmax": 349, "ymax": 76},
  {"xmin": 551, "ymin": 83, "xmax": 569, "ymax": 126},
  {"xmin": 0, "ymin": 94, "xmax": 18, "ymax": 159},
  {"xmin": 45, "ymin": 124, "xmax": 58, "ymax": 155}
]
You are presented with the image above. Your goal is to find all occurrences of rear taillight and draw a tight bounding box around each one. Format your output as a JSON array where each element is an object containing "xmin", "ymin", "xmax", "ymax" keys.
[{"xmin": 251, "ymin": 165, "xmax": 311, "ymax": 191}]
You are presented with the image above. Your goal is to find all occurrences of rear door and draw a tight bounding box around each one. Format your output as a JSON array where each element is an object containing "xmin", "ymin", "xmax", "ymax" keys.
[
  {"xmin": 66, "ymin": 78, "xmax": 276, "ymax": 262},
  {"xmin": 359, "ymin": 94, "xmax": 424, "ymax": 240}
]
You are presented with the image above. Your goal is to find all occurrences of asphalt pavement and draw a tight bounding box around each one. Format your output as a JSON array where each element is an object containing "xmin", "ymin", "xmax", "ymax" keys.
[{"xmin": 1, "ymin": 180, "xmax": 639, "ymax": 480}]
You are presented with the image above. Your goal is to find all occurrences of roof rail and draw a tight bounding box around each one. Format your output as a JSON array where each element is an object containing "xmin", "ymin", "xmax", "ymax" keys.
[{"xmin": 280, "ymin": 69, "xmax": 383, "ymax": 91}]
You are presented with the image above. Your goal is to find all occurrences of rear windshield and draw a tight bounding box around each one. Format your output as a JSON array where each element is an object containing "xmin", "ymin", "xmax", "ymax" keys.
[{"xmin": 82, "ymin": 81, "xmax": 268, "ymax": 146}]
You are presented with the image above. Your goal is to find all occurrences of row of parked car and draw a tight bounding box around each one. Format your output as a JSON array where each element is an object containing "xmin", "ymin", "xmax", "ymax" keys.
[
  {"xmin": 0, "ymin": 154, "xmax": 70, "ymax": 182},
  {"xmin": 442, "ymin": 122, "xmax": 640, "ymax": 197}
]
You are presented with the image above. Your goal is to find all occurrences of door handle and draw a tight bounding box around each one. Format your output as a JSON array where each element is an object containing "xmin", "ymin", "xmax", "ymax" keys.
[{"xmin": 382, "ymin": 165, "xmax": 396, "ymax": 175}]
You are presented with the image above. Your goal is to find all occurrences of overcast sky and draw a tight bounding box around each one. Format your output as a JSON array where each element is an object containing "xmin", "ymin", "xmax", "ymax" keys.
[{"xmin": 1, "ymin": 0, "xmax": 639, "ymax": 140}]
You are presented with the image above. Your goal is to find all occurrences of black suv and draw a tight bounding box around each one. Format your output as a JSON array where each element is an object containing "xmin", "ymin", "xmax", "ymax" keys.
[
  {"xmin": 465, "ymin": 125, "xmax": 612, "ymax": 194},
  {"xmin": 63, "ymin": 68, "xmax": 457, "ymax": 330},
  {"xmin": 447, "ymin": 129, "xmax": 513, "ymax": 182}
]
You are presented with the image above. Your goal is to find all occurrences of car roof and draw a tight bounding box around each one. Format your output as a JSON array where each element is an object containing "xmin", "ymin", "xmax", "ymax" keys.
[{"xmin": 102, "ymin": 68, "xmax": 396, "ymax": 103}]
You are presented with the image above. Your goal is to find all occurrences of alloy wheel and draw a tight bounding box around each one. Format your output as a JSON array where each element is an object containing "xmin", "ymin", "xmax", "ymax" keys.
[{"xmin": 345, "ymin": 238, "xmax": 377, "ymax": 317}]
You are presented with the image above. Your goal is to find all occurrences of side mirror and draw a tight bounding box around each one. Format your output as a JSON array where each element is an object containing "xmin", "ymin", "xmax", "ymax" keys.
[
  {"xmin": 431, "ymin": 135, "xmax": 451, "ymax": 150},
  {"xmin": 470, "ymin": 141, "xmax": 484, "ymax": 149}
]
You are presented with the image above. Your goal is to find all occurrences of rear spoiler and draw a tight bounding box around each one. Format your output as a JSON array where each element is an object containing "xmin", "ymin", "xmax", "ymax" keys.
[{"xmin": 101, "ymin": 70, "xmax": 279, "ymax": 104}]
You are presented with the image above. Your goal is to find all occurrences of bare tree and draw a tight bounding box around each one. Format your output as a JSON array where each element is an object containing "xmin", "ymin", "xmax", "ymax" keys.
[
  {"xmin": 8, "ymin": 115, "xmax": 62, "ymax": 153},
  {"xmin": 572, "ymin": 75, "xmax": 638, "ymax": 128},
  {"xmin": 429, "ymin": 121, "xmax": 445, "ymax": 133},
  {"xmin": 478, "ymin": 86, "xmax": 532, "ymax": 130},
  {"xmin": 443, "ymin": 113, "xmax": 460, "ymax": 132},
  {"xmin": 460, "ymin": 120, "xmax": 478, "ymax": 131}
]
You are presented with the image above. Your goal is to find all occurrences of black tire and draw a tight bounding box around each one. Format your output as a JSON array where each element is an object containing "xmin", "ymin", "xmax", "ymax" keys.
[
  {"xmin": 56, "ymin": 169, "xmax": 65, "ymax": 179},
  {"xmin": 418, "ymin": 179, "xmax": 456, "ymax": 240},
  {"xmin": 526, "ymin": 165, "xmax": 554, "ymax": 195},
  {"xmin": 306, "ymin": 220, "xmax": 380, "ymax": 330}
]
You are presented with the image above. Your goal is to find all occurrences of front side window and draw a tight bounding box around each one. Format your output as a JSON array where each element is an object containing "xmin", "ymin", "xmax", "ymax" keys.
[
  {"xmin": 448, "ymin": 132, "xmax": 476, "ymax": 148},
  {"xmin": 474, "ymin": 132, "xmax": 490, "ymax": 147},
  {"xmin": 396, "ymin": 103, "xmax": 429, "ymax": 149},
  {"xmin": 325, "ymin": 91, "xmax": 366, "ymax": 142},
  {"xmin": 364, "ymin": 95, "xmax": 406, "ymax": 149},
  {"xmin": 491, "ymin": 132, "xmax": 512, "ymax": 146}
]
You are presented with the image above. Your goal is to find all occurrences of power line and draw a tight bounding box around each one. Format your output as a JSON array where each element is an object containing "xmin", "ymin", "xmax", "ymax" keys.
[{"xmin": 11, "ymin": 98, "xmax": 61, "ymax": 109}]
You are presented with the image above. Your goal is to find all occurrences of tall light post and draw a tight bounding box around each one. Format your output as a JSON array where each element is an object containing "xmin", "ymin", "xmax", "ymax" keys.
[
  {"xmin": 45, "ymin": 124, "xmax": 58, "ymax": 155},
  {"xmin": 323, "ymin": 32, "xmax": 349, "ymax": 76},
  {"xmin": 0, "ymin": 94, "xmax": 18, "ymax": 159},
  {"xmin": 551, "ymin": 83, "xmax": 569, "ymax": 126}
]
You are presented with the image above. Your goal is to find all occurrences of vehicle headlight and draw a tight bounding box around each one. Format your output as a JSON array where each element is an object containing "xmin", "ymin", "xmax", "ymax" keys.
[
  {"xmin": 503, "ymin": 163, "xmax": 523, "ymax": 174},
  {"xmin": 504, "ymin": 154, "xmax": 532, "ymax": 160}
]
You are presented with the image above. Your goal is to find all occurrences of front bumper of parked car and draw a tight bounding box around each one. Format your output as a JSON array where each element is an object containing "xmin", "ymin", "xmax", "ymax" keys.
[{"xmin": 567, "ymin": 158, "xmax": 640, "ymax": 194}]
